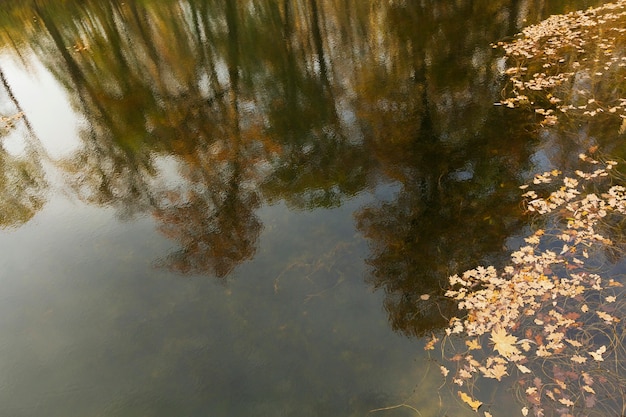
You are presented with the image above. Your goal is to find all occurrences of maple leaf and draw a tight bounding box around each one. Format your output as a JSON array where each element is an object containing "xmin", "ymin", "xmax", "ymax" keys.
[
  {"xmin": 597, "ymin": 311, "xmax": 619, "ymax": 323},
  {"xmin": 589, "ymin": 345, "xmax": 606, "ymax": 361},
  {"xmin": 458, "ymin": 391, "xmax": 482, "ymax": 411},
  {"xmin": 424, "ymin": 335, "xmax": 438, "ymax": 350},
  {"xmin": 490, "ymin": 326, "xmax": 520, "ymax": 359},
  {"xmin": 581, "ymin": 372, "xmax": 593, "ymax": 385},
  {"xmin": 565, "ymin": 339, "xmax": 582, "ymax": 347},
  {"xmin": 582, "ymin": 385, "xmax": 595, "ymax": 394},
  {"xmin": 459, "ymin": 369, "xmax": 472, "ymax": 379},
  {"xmin": 466, "ymin": 339, "xmax": 481, "ymax": 350},
  {"xmin": 482, "ymin": 363, "xmax": 509, "ymax": 381}
]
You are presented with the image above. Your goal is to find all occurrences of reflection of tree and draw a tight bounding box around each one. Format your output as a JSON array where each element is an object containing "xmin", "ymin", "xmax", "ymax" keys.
[
  {"xmin": 252, "ymin": 0, "xmax": 374, "ymax": 210},
  {"xmin": 0, "ymin": 146, "xmax": 46, "ymax": 228},
  {"xmin": 153, "ymin": 0, "xmax": 263, "ymax": 279},
  {"xmin": 353, "ymin": 0, "xmax": 541, "ymax": 337},
  {"xmin": 27, "ymin": 0, "xmax": 271, "ymax": 277},
  {"xmin": 0, "ymin": 67, "xmax": 46, "ymax": 228},
  {"xmin": 0, "ymin": 0, "xmax": 607, "ymax": 332},
  {"xmin": 154, "ymin": 178, "xmax": 261, "ymax": 279}
]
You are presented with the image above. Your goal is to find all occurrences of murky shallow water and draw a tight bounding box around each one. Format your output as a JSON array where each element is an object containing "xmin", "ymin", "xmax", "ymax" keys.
[{"xmin": 0, "ymin": 0, "xmax": 618, "ymax": 415}]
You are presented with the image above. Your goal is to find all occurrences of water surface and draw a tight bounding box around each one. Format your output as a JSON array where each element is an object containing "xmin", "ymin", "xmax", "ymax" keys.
[{"xmin": 0, "ymin": 0, "xmax": 618, "ymax": 415}]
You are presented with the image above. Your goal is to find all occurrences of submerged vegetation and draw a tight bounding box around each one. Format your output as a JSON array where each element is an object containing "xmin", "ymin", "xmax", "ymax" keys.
[{"xmin": 432, "ymin": 1, "xmax": 626, "ymax": 416}]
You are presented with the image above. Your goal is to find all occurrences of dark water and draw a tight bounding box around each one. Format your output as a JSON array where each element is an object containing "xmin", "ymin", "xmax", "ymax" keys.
[{"xmin": 0, "ymin": 0, "xmax": 617, "ymax": 416}]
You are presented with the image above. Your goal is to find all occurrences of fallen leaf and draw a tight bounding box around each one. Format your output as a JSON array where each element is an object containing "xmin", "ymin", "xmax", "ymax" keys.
[
  {"xmin": 458, "ymin": 391, "xmax": 482, "ymax": 411},
  {"xmin": 565, "ymin": 339, "xmax": 582, "ymax": 347},
  {"xmin": 589, "ymin": 345, "xmax": 606, "ymax": 361},
  {"xmin": 484, "ymin": 363, "xmax": 509, "ymax": 381},
  {"xmin": 581, "ymin": 372, "xmax": 593, "ymax": 385},
  {"xmin": 490, "ymin": 326, "xmax": 520, "ymax": 359},
  {"xmin": 559, "ymin": 397, "xmax": 574, "ymax": 407},
  {"xmin": 585, "ymin": 394, "xmax": 596, "ymax": 408},
  {"xmin": 582, "ymin": 385, "xmax": 595, "ymax": 394},
  {"xmin": 466, "ymin": 339, "xmax": 481, "ymax": 350}
]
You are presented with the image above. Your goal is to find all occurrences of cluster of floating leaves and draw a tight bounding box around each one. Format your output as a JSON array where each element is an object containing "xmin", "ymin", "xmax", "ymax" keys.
[
  {"xmin": 0, "ymin": 112, "xmax": 23, "ymax": 133},
  {"xmin": 494, "ymin": 0, "xmax": 626, "ymax": 127},
  {"xmin": 428, "ymin": 155, "xmax": 626, "ymax": 416}
]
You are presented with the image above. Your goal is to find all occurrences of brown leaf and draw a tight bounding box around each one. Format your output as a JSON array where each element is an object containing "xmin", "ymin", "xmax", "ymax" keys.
[{"xmin": 585, "ymin": 395, "xmax": 596, "ymax": 408}]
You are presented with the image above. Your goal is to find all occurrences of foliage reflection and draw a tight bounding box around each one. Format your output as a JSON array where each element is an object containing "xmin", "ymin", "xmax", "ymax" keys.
[{"xmin": 0, "ymin": 0, "xmax": 613, "ymax": 337}]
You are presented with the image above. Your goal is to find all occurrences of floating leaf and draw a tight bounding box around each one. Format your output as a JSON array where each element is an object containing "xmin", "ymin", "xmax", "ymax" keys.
[
  {"xmin": 582, "ymin": 385, "xmax": 595, "ymax": 394},
  {"xmin": 597, "ymin": 311, "xmax": 614, "ymax": 323},
  {"xmin": 490, "ymin": 326, "xmax": 520, "ymax": 359},
  {"xmin": 589, "ymin": 345, "xmax": 606, "ymax": 361},
  {"xmin": 482, "ymin": 363, "xmax": 509, "ymax": 381},
  {"xmin": 458, "ymin": 391, "xmax": 482, "ymax": 411},
  {"xmin": 466, "ymin": 339, "xmax": 481, "ymax": 350}
]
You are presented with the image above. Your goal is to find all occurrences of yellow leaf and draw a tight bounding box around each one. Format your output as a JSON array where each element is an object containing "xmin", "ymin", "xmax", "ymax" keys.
[
  {"xmin": 482, "ymin": 363, "xmax": 508, "ymax": 381},
  {"xmin": 582, "ymin": 385, "xmax": 595, "ymax": 394},
  {"xmin": 565, "ymin": 339, "xmax": 582, "ymax": 347},
  {"xmin": 466, "ymin": 339, "xmax": 481, "ymax": 350},
  {"xmin": 490, "ymin": 326, "xmax": 520, "ymax": 359},
  {"xmin": 589, "ymin": 345, "xmax": 606, "ymax": 361},
  {"xmin": 597, "ymin": 311, "xmax": 619, "ymax": 323},
  {"xmin": 458, "ymin": 391, "xmax": 482, "ymax": 411}
]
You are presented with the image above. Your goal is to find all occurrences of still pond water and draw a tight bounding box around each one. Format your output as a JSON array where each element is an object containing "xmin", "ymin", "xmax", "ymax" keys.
[{"xmin": 0, "ymin": 0, "xmax": 620, "ymax": 415}]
